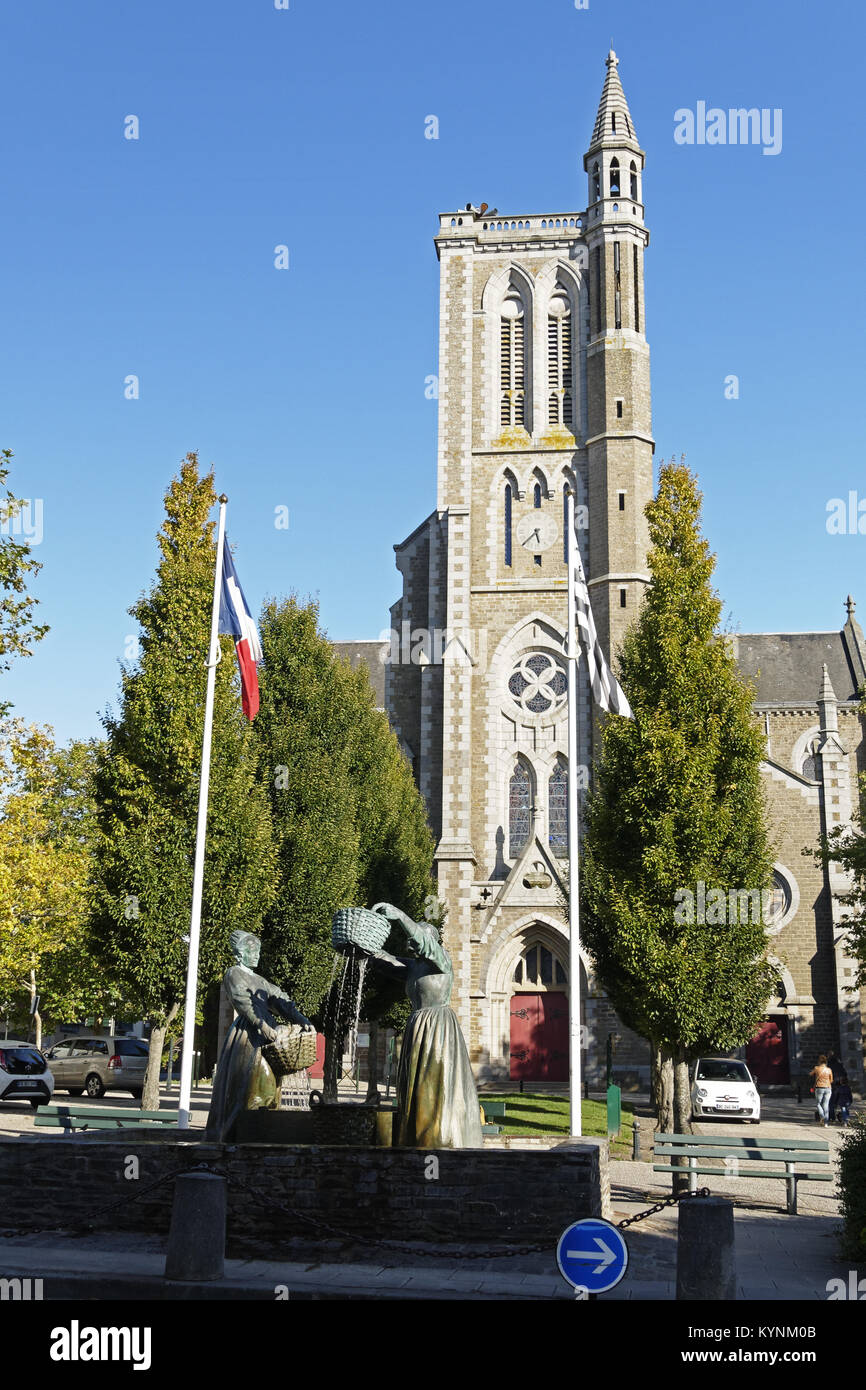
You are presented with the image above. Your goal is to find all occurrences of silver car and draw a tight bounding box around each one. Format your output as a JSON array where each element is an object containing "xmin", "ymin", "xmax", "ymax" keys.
[{"xmin": 45, "ymin": 1036, "xmax": 149, "ymax": 1099}]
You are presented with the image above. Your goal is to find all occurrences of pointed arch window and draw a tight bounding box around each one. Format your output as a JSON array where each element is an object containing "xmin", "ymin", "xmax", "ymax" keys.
[
  {"xmin": 504, "ymin": 482, "xmax": 513, "ymax": 567},
  {"xmin": 549, "ymin": 763, "xmax": 568, "ymax": 857},
  {"xmin": 547, "ymin": 288, "xmax": 573, "ymax": 429},
  {"xmin": 533, "ymin": 482, "xmax": 542, "ymax": 508},
  {"xmin": 609, "ymin": 158, "xmax": 621, "ymax": 197},
  {"xmin": 591, "ymin": 162, "xmax": 600, "ymax": 202},
  {"xmin": 630, "ymin": 161, "xmax": 638, "ymax": 200},
  {"xmin": 500, "ymin": 287, "xmax": 526, "ymax": 428},
  {"xmin": 513, "ymin": 943, "xmax": 568, "ymax": 987},
  {"xmin": 509, "ymin": 762, "xmax": 532, "ymax": 859}
]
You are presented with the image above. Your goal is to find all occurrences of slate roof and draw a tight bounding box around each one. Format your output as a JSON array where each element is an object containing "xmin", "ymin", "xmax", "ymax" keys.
[{"xmin": 732, "ymin": 610, "xmax": 866, "ymax": 705}]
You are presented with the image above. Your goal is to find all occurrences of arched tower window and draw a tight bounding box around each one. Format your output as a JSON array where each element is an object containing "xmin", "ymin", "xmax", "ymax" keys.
[
  {"xmin": 500, "ymin": 285, "xmax": 526, "ymax": 428},
  {"xmin": 591, "ymin": 162, "xmax": 600, "ymax": 202},
  {"xmin": 629, "ymin": 161, "xmax": 638, "ymax": 200},
  {"xmin": 609, "ymin": 158, "xmax": 621, "ymax": 197},
  {"xmin": 547, "ymin": 286, "xmax": 573, "ymax": 429},
  {"xmin": 562, "ymin": 484, "xmax": 569, "ymax": 563},
  {"xmin": 549, "ymin": 762, "xmax": 568, "ymax": 857},
  {"xmin": 504, "ymin": 482, "xmax": 513, "ymax": 567},
  {"xmin": 509, "ymin": 762, "xmax": 532, "ymax": 859}
]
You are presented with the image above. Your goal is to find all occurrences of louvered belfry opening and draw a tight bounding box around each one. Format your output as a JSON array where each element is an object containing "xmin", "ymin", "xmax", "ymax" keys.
[
  {"xmin": 547, "ymin": 288, "xmax": 573, "ymax": 427},
  {"xmin": 500, "ymin": 301, "xmax": 525, "ymax": 427}
]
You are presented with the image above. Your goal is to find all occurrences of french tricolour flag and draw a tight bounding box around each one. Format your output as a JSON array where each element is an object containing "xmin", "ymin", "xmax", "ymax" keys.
[{"xmin": 218, "ymin": 541, "xmax": 263, "ymax": 720}]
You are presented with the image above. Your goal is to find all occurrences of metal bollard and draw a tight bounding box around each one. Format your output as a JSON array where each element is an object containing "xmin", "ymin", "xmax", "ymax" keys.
[
  {"xmin": 632, "ymin": 1117, "xmax": 641, "ymax": 1161},
  {"xmin": 676, "ymin": 1195, "xmax": 736, "ymax": 1300},
  {"xmin": 164, "ymin": 1171, "xmax": 226, "ymax": 1282}
]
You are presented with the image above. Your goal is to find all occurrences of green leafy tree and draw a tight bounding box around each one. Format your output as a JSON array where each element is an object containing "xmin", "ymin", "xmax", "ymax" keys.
[
  {"xmin": 89, "ymin": 455, "xmax": 276, "ymax": 1108},
  {"xmin": 0, "ymin": 449, "xmax": 49, "ymax": 715},
  {"xmin": 581, "ymin": 460, "xmax": 778, "ymax": 1133},
  {"xmin": 0, "ymin": 722, "xmax": 106, "ymax": 1046},
  {"xmin": 254, "ymin": 597, "xmax": 436, "ymax": 1049}
]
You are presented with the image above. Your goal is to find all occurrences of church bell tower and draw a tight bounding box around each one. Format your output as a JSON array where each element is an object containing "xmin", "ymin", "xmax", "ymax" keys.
[{"xmin": 387, "ymin": 50, "xmax": 654, "ymax": 1080}]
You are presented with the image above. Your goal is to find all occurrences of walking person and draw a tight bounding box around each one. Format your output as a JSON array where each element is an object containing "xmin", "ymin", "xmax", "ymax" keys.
[
  {"xmin": 828, "ymin": 1050, "xmax": 843, "ymax": 1122},
  {"xmin": 835, "ymin": 1072, "xmax": 853, "ymax": 1127},
  {"xmin": 810, "ymin": 1054, "xmax": 834, "ymax": 1126}
]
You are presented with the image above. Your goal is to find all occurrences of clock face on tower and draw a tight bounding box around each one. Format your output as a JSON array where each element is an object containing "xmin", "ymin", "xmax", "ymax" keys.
[{"xmin": 516, "ymin": 512, "xmax": 557, "ymax": 553}]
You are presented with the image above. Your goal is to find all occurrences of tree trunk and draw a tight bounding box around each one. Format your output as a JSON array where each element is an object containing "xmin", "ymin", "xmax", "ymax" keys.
[
  {"xmin": 364, "ymin": 1021, "xmax": 380, "ymax": 1104},
  {"xmin": 142, "ymin": 1003, "xmax": 178, "ymax": 1112},
  {"xmin": 671, "ymin": 1046, "xmax": 694, "ymax": 1194},
  {"xmin": 651, "ymin": 1042, "xmax": 674, "ymax": 1132},
  {"xmin": 29, "ymin": 970, "xmax": 42, "ymax": 1051},
  {"xmin": 673, "ymin": 1049, "xmax": 694, "ymax": 1135}
]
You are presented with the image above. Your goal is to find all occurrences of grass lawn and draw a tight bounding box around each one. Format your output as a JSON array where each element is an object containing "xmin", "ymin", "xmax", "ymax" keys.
[{"xmin": 481, "ymin": 1093, "xmax": 635, "ymax": 1157}]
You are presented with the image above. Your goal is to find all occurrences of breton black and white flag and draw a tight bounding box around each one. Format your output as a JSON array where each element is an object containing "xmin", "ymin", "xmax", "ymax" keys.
[{"xmin": 570, "ymin": 532, "xmax": 633, "ymax": 719}]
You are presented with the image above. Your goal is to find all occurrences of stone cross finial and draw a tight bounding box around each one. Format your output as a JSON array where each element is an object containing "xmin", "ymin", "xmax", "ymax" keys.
[{"xmin": 846, "ymin": 595, "xmax": 855, "ymax": 619}]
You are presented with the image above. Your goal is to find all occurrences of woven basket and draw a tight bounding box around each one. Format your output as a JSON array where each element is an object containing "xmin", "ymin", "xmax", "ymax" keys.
[
  {"xmin": 331, "ymin": 906, "xmax": 390, "ymax": 955},
  {"xmin": 262, "ymin": 1024, "xmax": 318, "ymax": 1079}
]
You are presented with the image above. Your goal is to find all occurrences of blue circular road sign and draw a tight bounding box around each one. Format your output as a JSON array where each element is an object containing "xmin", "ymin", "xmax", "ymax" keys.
[{"xmin": 556, "ymin": 1217, "xmax": 628, "ymax": 1294}]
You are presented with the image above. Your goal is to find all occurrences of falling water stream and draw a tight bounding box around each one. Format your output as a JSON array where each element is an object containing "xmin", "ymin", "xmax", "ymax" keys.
[{"xmin": 322, "ymin": 946, "xmax": 368, "ymax": 1099}]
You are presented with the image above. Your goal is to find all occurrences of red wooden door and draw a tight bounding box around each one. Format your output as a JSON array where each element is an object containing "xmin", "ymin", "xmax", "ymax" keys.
[
  {"xmin": 308, "ymin": 1031, "xmax": 326, "ymax": 1079},
  {"xmin": 509, "ymin": 992, "xmax": 569, "ymax": 1081},
  {"xmin": 746, "ymin": 1018, "xmax": 789, "ymax": 1084}
]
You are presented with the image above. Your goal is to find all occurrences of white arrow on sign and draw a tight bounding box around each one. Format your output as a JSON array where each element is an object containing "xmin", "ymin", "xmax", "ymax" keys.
[{"xmin": 565, "ymin": 1237, "xmax": 616, "ymax": 1275}]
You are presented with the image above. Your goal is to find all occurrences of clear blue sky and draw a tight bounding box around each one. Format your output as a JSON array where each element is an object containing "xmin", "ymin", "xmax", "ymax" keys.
[{"xmin": 2, "ymin": 0, "xmax": 863, "ymax": 743}]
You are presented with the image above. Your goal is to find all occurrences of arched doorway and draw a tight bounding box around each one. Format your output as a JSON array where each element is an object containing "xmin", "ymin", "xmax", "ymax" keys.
[
  {"xmin": 509, "ymin": 940, "xmax": 569, "ymax": 1081},
  {"xmin": 746, "ymin": 1016, "xmax": 790, "ymax": 1085}
]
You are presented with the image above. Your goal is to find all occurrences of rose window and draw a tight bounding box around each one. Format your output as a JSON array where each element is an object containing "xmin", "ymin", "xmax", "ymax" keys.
[{"xmin": 507, "ymin": 653, "xmax": 567, "ymax": 714}]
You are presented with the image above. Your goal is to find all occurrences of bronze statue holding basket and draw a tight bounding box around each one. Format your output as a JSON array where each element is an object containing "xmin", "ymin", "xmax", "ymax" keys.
[{"xmin": 205, "ymin": 930, "xmax": 316, "ymax": 1142}]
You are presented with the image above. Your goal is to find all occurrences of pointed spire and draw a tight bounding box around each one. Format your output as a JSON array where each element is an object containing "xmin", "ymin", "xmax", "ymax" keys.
[
  {"xmin": 819, "ymin": 662, "xmax": 837, "ymax": 705},
  {"xmin": 589, "ymin": 49, "xmax": 639, "ymax": 150}
]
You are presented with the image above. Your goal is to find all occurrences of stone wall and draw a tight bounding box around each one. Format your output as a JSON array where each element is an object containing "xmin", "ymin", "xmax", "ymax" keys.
[{"xmin": 0, "ymin": 1138, "xmax": 608, "ymax": 1250}]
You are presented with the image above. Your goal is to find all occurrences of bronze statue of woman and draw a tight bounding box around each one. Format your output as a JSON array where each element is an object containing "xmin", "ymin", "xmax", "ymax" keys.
[
  {"xmin": 205, "ymin": 929, "xmax": 313, "ymax": 1142},
  {"xmin": 368, "ymin": 903, "xmax": 483, "ymax": 1148}
]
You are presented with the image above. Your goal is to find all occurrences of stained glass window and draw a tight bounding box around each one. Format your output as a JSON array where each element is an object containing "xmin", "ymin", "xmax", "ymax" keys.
[
  {"xmin": 549, "ymin": 763, "xmax": 568, "ymax": 857},
  {"xmin": 509, "ymin": 763, "xmax": 531, "ymax": 859}
]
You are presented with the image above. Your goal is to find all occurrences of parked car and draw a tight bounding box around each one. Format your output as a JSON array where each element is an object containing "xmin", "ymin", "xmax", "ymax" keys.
[
  {"xmin": 691, "ymin": 1057, "xmax": 761, "ymax": 1123},
  {"xmin": 44, "ymin": 1036, "xmax": 149, "ymax": 1099},
  {"xmin": 0, "ymin": 1041, "xmax": 54, "ymax": 1110}
]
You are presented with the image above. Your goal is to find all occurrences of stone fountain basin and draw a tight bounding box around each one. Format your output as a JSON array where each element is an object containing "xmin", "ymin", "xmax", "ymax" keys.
[{"xmin": 235, "ymin": 1101, "xmax": 397, "ymax": 1146}]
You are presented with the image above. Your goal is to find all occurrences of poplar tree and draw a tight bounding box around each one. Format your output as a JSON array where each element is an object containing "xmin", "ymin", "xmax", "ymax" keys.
[
  {"xmin": 90, "ymin": 456, "xmax": 276, "ymax": 1109},
  {"xmin": 254, "ymin": 596, "xmax": 435, "ymax": 1029},
  {"xmin": 581, "ymin": 460, "xmax": 777, "ymax": 1133}
]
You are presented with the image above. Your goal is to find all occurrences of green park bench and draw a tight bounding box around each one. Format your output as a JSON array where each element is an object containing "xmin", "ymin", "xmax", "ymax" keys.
[
  {"xmin": 34, "ymin": 1105, "xmax": 179, "ymax": 1133},
  {"xmin": 653, "ymin": 1132, "xmax": 833, "ymax": 1214},
  {"xmin": 480, "ymin": 1099, "xmax": 507, "ymax": 1135}
]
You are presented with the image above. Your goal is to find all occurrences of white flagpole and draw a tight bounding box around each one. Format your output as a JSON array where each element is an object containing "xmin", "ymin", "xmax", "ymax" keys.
[
  {"xmin": 177, "ymin": 493, "xmax": 228, "ymax": 1129},
  {"xmin": 566, "ymin": 488, "xmax": 582, "ymax": 1137}
]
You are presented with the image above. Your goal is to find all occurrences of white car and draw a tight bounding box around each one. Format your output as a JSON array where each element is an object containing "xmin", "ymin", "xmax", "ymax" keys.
[
  {"xmin": 0, "ymin": 1040, "xmax": 54, "ymax": 1110},
  {"xmin": 691, "ymin": 1057, "xmax": 760, "ymax": 1123}
]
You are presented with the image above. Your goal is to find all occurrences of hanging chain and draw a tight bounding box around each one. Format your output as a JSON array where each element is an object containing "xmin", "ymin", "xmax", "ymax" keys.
[{"xmin": 616, "ymin": 1186, "xmax": 711, "ymax": 1229}]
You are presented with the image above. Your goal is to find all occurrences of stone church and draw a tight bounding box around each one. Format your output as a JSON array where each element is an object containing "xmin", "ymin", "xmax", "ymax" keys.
[{"xmin": 339, "ymin": 51, "xmax": 865, "ymax": 1092}]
